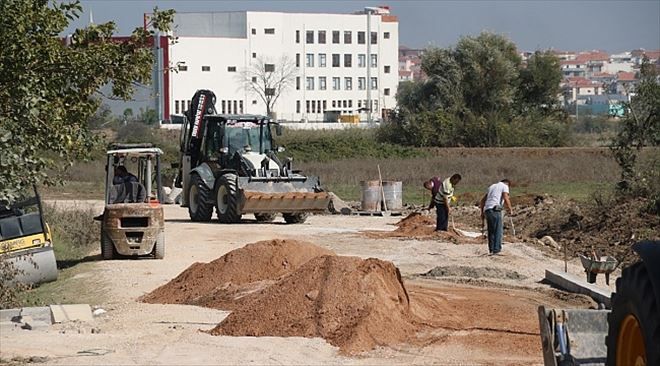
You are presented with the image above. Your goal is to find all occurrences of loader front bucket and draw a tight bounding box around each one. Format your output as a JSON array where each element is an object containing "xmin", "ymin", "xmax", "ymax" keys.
[{"xmin": 238, "ymin": 177, "xmax": 331, "ymax": 214}]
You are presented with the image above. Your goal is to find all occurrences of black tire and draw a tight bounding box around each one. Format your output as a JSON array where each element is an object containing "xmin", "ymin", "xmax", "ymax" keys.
[
  {"xmin": 188, "ymin": 174, "xmax": 213, "ymax": 222},
  {"xmin": 153, "ymin": 232, "xmax": 165, "ymax": 259},
  {"xmin": 216, "ymin": 173, "xmax": 242, "ymax": 223},
  {"xmin": 101, "ymin": 231, "xmax": 115, "ymax": 260},
  {"xmin": 283, "ymin": 212, "xmax": 308, "ymax": 224},
  {"xmin": 606, "ymin": 261, "xmax": 660, "ymax": 366},
  {"xmin": 255, "ymin": 213, "xmax": 277, "ymax": 222}
]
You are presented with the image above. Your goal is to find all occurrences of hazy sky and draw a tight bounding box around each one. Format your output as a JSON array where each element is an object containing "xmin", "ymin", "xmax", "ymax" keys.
[{"xmin": 67, "ymin": 0, "xmax": 660, "ymax": 53}]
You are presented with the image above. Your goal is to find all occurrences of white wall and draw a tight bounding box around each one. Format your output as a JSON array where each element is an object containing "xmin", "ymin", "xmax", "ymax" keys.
[{"xmin": 168, "ymin": 10, "xmax": 399, "ymax": 122}]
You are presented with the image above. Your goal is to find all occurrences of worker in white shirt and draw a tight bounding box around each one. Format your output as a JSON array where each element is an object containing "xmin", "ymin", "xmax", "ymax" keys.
[{"xmin": 479, "ymin": 179, "xmax": 513, "ymax": 255}]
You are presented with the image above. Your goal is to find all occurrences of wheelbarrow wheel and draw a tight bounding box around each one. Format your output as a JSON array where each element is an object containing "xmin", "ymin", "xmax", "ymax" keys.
[{"xmin": 587, "ymin": 271, "xmax": 597, "ymax": 284}]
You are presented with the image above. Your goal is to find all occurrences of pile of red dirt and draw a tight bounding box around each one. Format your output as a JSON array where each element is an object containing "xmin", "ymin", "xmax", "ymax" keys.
[
  {"xmin": 141, "ymin": 239, "xmax": 334, "ymax": 307},
  {"xmin": 363, "ymin": 212, "xmax": 482, "ymax": 243},
  {"xmin": 208, "ymin": 255, "xmax": 417, "ymax": 354}
]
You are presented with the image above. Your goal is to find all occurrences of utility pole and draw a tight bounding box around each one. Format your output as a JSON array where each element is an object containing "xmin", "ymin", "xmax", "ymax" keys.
[{"xmin": 366, "ymin": 9, "xmax": 372, "ymax": 125}]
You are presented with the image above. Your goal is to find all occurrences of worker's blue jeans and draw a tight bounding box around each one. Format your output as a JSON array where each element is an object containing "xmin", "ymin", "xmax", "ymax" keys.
[
  {"xmin": 485, "ymin": 208, "xmax": 503, "ymax": 253},
  {"xmin": 436, "ymin": 202, "xmax": 448, "ymax": 231}
]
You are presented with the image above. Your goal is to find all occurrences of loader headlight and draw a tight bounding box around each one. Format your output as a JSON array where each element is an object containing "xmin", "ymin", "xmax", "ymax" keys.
[
  {"xmin": 220, "ymin": 147, "xmax": 229, "ymax": 154},
  {"xmin": 277, "ymin": 146, "xmax": 286, "ymax": 153},
  {"xmin": 32, "ymin": 238, "xmax": 42, "ymax": 245}
]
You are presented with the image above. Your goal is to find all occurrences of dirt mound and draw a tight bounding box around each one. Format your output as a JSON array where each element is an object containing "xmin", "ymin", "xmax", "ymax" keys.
[
  {"xmin": 363, "ymin": 212, "xmax": 483, "ymax": 243},
  {"xmin": 141, "ymin": 239, "xmax": 334, "ymax": 306},
  {"xmin": 424, "ymin": 265, "xmax": 526, "ymax": 280},
  {"xmin": 208, "ymin": 255, "xmax": 417, "ymax": 354},
  {"xmin": 517, "ymin": 197, "xmax": 659, "ymax": 266}
]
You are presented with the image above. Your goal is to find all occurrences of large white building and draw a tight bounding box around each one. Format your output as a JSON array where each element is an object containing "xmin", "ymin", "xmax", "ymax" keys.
[{"xmin": 156, "ymin": 7, "xmax": 399, "ymax": 123}]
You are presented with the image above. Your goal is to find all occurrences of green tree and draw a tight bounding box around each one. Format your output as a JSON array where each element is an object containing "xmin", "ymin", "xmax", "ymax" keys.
[
  {"xmin": 611, "ymin": 57, "xmax": 660, "ymax": 211},
  {"xmin": 0, "ymin": 0, "xmax": 174, "ymax": 201},
  {"xmin": 517, "ymin": 50, "xmax": 563, "ymax": 113},
  {"xmin": 454, "ymin": 32, "xmax": 521, "ymax": 115}
]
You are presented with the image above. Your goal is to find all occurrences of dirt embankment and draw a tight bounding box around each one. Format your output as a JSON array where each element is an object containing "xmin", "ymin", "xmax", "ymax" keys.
[
  {"xmin": 144, "ymin": 240, "xmax": 550, "ymax": 356},
  {"xmin": 141, "ymin": 239, "xmax": 334, "ymax": 309},
  {"xmin": 362, "ymin": 212, "xmax": 484, "ymax": 243}
]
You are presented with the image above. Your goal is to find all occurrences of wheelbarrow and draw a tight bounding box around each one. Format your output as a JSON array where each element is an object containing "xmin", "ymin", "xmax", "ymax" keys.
[{"xmin": 578, "ymin": 252, "xmax": 618, "ymax": 285}]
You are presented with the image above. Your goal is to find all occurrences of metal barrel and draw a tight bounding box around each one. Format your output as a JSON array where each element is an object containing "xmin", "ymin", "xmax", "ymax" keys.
[
  {"xmin": 360, "ymin": 180, "xmax": 381, "ymax": 211},
  {"xmin": 382, "ymin": 181, "xmax": 403, "ymax": 210}
]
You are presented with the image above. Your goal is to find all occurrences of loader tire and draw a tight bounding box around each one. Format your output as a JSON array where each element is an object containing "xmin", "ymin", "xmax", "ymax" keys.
[
  {"xmin": 188, "ymin": 174, "xmax": 213, "ymax": 222},
  {"xmin": 216, "ymin": 173, "xmax": 242, "ymax": 223},
  {"xmin": 153, "ymin": 232, "xmax": 165, "ymax": 259},
  {"xmin": 255, "ymin": 213, "xmax": 277, "ymax": 222},
  {"xmin": 606, "ymin": 261, "xmax": 660, "ymax": 366},
  {"xmin": 283, "ymin": 212, "xmax": 308, "ymax": 224},
  {"xmin": 101, "ymin": 232, "xmax": 115, "ymax": 260}
]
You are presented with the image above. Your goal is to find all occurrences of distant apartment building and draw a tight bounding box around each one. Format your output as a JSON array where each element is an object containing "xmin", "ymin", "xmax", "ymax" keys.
[
  {"xmin": 398, "ymin": 46, "xmax": 423, "ymax": 82},
  {"xmin": 153, "ymin": 7, "xmax": 399, "ymax": 122}
]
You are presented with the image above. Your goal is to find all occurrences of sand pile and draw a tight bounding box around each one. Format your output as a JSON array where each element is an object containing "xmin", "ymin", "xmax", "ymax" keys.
[
  {"xmin": 141, "ymin": 239, "xmax": 334, "ymax": 308},
  {"xmin": 208, "ymin": 255, "xmax": 417, "ymax": 354},
  {"xmin": 363, "ymin": 212, "xmax": 482, "ymax": 243}
]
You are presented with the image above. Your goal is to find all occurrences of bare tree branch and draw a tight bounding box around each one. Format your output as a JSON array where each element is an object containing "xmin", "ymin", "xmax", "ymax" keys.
[{"xmin": 237, "ymin": 55, "xmax": 297, "ymax": 117}]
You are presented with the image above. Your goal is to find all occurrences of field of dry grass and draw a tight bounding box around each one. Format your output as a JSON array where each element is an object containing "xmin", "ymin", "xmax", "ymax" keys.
[{"xmin": 297, "ymin": 147, "xmax": 621, "ymax": 204}]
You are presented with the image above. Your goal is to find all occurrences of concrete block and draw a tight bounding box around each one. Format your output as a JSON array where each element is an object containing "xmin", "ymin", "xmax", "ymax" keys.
[
  {"xmin": 545, "ymin": 269, "xmax": 611, "ymax": 307},
  {"xmin": 50, "ymin": 304, "xmax": 93, "ymax": 323},
  {"xmin": 0, "ymin": 306, "xmax": 52, "ymax": 323}
]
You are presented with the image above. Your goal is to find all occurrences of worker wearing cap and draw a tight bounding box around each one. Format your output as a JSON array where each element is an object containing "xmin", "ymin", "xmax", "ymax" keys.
[
  {"xmin": 480, "ymin": 179, "xmax": 513, "ymax": 255},
  {"xmin": 425, "ymin": 174, "xmax": 461, "ymax": 231}
]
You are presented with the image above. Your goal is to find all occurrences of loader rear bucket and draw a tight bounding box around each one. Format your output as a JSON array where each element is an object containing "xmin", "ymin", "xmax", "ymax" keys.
[{"xmin": 238, "ymin": 177, "xmax": 331, "ymax": 214}]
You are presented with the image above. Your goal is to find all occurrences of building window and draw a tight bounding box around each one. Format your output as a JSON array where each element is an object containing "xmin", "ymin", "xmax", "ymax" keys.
[
  {"xmin": 371, "ymin": 77, "xmax": 378, "ymax": 90},
  {"xmin": 202, "ymin": 66, "xmax": 211, "ymax": 72},
  {"xmin": 221, "ymin": 101, "xmax": 226, "ymax": 114},
  {"xmin": 384, "ymin": 88, "xmax": 390, "ymax": 96},
  {"xmin": 251, "ymin": 28, "xmax": 256, "ymax": 35},
  {"xmin": 227, "ymin": 100, "xmax": 232, "ymax": 114},
  {"xmin": 252, "ymin": 52, "xmax": 256, "ymax": 58},
  {"xmin": 318, "ymin": 30, "xmax": 326, "ymax": 44},
  {"xmin": 384, "ymin": 65, "xmax": 391, "ymax": 73},
  {"xmin": 342, "ymin": 100, "xmax": 347, "ymax": 108},
  {"xmin": 234, "ymin": 101, "xmax": 237, "ymax": 114},
  {"xmin": 296, "ymin": 53, "xmax": 300, "ymax": 67},
  {"xmin": 358, "ymin": 31, "xmax": 365, "ymax": 44},
  {"xmin": 319, "ymin": 77, "xmax": 327, "ymax": 90},
  {"xmin": 332, "ymin": 30, "xmax": 340, "ymax": 44},
  {"xmin": 306, "ymin": 77, "xmax": 314, "ymax": 90},
  {"xmin": 306, "ymin": 30, "xmax": 314, "ymax": 44},
  {"xmin": 370, "ymin": 54, "xmax": 378, "ymax": 68},
  {"xmin": 371, "ymin": 31, "xmax": 378, "ymax": 44},
  {"xmin": 187, "ymin": 100, "xmax": 191, "ymax": 109},
  {"xmin": 265, "ymin": 64, "xmax": 275, "ymax": 72},
  {"xmin": 332, "ymin": 100, "xmax": 336, "ymax": 108},
  {"xmin": 319, "ymin": 53, "xmax": 326, "ymax": 67},
  {"xmin": 332, "ymin": 77, "xmax": 340, "ymax": 90},
  {"xmin": 175, "ymin": 100, "xmax": 180, "ymax": 114},
  {"xmin": 227, "ymin": 66, "xmax": 236, "ymax": 72},
  {"xmin": 348, "ymin": 100, "xmax": 353, "ymax": 108},
  {"xmin": 306, "ymin": 53, "xmax": 314, "ymax": 67},
  {"xmin": 296, "ymin": 30, "xmax": 300, "ymax": 43},
  {"xmin": 384, "ymin": 31, "xmax": 390, "ymax": 39},
  {"xmin": 344, "ymin": 54, "xmax": 352, "ymax": 67},
  {"xmin": 323, "ymin": 100, "xmax": 327, "ymax": 111},
  {"xmin": 239, "ymin": 100, "xmax": 244, "ymax": 114},
  {"xmin": 332, "ymin": 54, "xmax": 340, "ymax": 67},
  {"xmin": 345, "ymin": 77, "xmax": 352, "ymax": 90},
  {"xmin": 264, "ymin": 28, "xmax": 275, "ymax": 34},
  {"xmin": 358, "ymin": 100, "xmax": 362, "ymax": 108},
  {"xmin": 178, "ymin": 64, "xmax": 188, "ymax": 71},
  {"xmin": 358, "ymin": 77, "xmax": 366, "ymax": 90},
  {"xmin": 311, "ymin": 100, "xmax": 316, "ymax": 113},
  {"xmin": 252, "ymin": 76, "xmax": 257, "ymax": 83},
  {"xmin": 358, "ymin": 54, "xmax": 366, "ymax": 68},
  {"xmin": 252, "ymin": 100, "xmax": 258, "ymax": 105},
  {"xmin": 306, "ymin": 100, "xmax": 310, "ymax": 114},
  {"xmin": 343, "ymin": 31, "xmax": 352, "ymax": 44},
  {"xmin": 296, "ymin": 77, "xmax": 300, "ymax": 90},
  {"xmin": 296, "ymin": 100, "xmax": 301, "ymax": 113}
]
